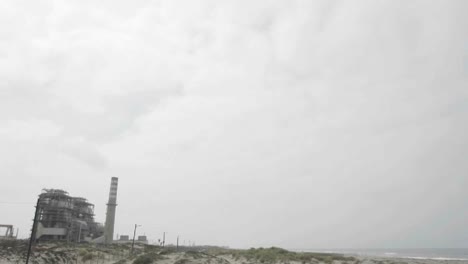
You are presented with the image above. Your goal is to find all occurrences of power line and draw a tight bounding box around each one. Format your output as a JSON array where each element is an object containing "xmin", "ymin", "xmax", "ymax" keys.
[{"xmin": 0, "ymin": 201, "xmax": 34, "ymax": 205}]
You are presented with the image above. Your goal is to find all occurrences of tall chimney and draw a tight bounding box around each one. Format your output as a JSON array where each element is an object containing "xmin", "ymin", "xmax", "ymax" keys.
[{"xmin": 104, "ymin": 177, "xmax": 118, "ymax": 244}]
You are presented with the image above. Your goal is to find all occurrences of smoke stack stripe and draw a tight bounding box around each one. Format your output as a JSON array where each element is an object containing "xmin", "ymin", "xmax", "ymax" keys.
[{"xmin": 104, "ymin": 177, "xmax": 118, "ymax": 244}]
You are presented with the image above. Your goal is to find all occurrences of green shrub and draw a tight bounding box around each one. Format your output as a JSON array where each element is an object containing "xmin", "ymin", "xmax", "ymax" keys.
[
  {"xmin": 133, "ymin": 254, "xmax": 154, "ymax": 264},
  {"xmin": 133, "ymin": 252, "xmax": 165, "ymax": 264},
  {"xmin": 78, "ymin": 249, "xmax": 89, "ymax": 256},
  {"xmin": 82, "ymin": 252, "xmax": 94, "ymax": 261},
  {"xmin": 174, "ymin": 259, "xmax": 190, "ymax": 264}
]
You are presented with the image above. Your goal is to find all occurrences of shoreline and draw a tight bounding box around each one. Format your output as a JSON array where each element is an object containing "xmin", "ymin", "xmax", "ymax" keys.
[
  {"xmin": 292, "ymin": 249, "xmax": 468, "ymax": 262},
  {"xmin": 354, "ymin": 256, "xmax": 468, "ymax": 264}
]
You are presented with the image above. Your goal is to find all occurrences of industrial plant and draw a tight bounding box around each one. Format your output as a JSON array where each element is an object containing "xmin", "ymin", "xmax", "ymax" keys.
[
  {"xmin": 34, "ymin": 177, "xmax": 119, "ymax": 244},
  {"xmin": 115, "ymin": 235, "xmax": 148, "ymax": 244},
  {"xmin": 104, "ymin": 176, "xmax": 118, "ymax": 244},
  {"xmin": 0, "ymin": 225, "xmax": 17, "ymax": 240}
]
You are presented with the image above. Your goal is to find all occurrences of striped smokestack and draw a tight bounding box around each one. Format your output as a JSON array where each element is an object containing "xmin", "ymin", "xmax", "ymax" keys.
[{"xmin": 104, "ymin": 177, "xmax": 118, "ymax": 244}]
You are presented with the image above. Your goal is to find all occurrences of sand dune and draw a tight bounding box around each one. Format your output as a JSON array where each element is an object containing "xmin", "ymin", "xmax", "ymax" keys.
[{"xmin": 1, "ymin": 241, "xmax": 467, "ymax": 264}]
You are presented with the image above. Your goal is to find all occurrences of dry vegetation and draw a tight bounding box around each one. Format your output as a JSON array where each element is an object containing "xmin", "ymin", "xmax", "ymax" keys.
[
  {"xmin": 0, "ymin": 240, "xmax": 414, "ymax": 264},
  {"xmin": 207, "ymin": 247, "xmax": 357, "ymax": 264}
]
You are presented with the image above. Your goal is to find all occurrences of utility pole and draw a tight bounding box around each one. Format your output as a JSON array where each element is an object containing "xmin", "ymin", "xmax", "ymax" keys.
[
  {"xmin": 26, "ymin": 198, "xmax": 40, "ymax": 264},
  {"xmin": 77, "ymin": 223, "xmax": 83, "ymax": 243},
  {"xmin": 176, "ymin": 235, "xmax": 179, "ymax": 250},
  {"xmin": 131, "ymin": 224, "xmax": 140, "ymax": 254},
  {"xmin": 162, "ymin": 232, "xmax": 165, "ymax": 248}
]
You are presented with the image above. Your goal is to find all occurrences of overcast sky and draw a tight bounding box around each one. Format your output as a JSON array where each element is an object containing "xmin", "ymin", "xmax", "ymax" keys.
[{"xmin": 1, "ymin": 0, "xmax": 467, "ymax": 249}]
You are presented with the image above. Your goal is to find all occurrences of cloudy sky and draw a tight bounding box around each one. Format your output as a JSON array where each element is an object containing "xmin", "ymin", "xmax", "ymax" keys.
[{"xmin": 1, "ymin": 0, "xmax": 467, "ymax": 249}]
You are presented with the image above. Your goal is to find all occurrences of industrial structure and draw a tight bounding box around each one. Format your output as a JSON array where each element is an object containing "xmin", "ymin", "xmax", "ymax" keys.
[
  {"xmin": 104, "ymin": 177, "xmax": 119, "ymax": 244},
  {"xmin": 0, "ymin": 225, "xmax": 17, "ymax": 240},
  {"xmin": 115, "ymin": 235, "xmax": 148, "ymax": 244},
  {"xmin": 34, "ymin": 177, "xmax": 119, "ymax": 243},
  {"xmin": 35, "ymin": 189, "xmax": 103, "ymax": 242}
]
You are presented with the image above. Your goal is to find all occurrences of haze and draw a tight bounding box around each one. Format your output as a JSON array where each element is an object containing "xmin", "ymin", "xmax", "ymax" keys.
[{"xmin": 0, "ymin": 0, "xmax": 467, "ymax": 249}]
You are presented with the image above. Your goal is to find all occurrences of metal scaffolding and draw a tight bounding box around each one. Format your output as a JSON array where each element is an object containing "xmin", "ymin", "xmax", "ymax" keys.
[
  {"xmin": 0, "ymin": 225, "xmax": 15, "ymax": 240},
  {"xmin": 36, "ymin": 189, "xmax": 103, "ymax": 242}
]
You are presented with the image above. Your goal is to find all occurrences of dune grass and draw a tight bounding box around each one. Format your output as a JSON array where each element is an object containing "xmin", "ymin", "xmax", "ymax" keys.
[{"xmin": 208, "ymin": 247, "xmax": 357, "ymax": 264}]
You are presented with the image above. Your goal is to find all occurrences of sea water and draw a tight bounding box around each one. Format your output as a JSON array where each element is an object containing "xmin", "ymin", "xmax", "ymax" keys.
[{"xmin": 294, "ymin": 248, "xmax": 468, "ymax": 261}]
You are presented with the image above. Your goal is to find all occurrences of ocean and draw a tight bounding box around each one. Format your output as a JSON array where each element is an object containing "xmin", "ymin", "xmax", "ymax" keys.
[{"xmin": 293, "ymin": 248, "xmax": 468, "ymax": 261}]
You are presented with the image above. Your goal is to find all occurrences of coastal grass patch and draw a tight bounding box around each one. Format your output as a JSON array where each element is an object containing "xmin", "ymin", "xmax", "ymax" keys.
[
  {"xmin": 227, "ymin": 247, "xmax": 356, "ymax": 264},
  {"xmin": 174, "ymin": 259, "xmax": 194, "ymax": 264},
  {"xmin": 185, "ymin": 250, "xmax": 209, "ymax": 259},
  {"xmin": 132, "ymin": 252, "xmax": 166, "ymax": 264}
]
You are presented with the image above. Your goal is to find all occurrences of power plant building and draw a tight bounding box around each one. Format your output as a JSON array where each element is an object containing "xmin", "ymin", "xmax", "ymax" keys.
[
  {"xmin": 34, "ymin": 177, "xmax": 119, "ymax": 243},
  {"xmin": 35, "ymin": 189, "xmax": 103, "ymax": 242}
]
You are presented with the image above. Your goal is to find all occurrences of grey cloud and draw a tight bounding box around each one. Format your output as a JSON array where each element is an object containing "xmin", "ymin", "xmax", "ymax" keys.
[
  {"xmin": 0, "ymin": 0, "xmax": 467, "ymax": 248},
  {"xmin": 59, "ymin": 139, "xmax": 108, "ymax": 170},
  {"xmin": 54, "ymin": 87, "xmax": 183, "ymax": 142}
]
